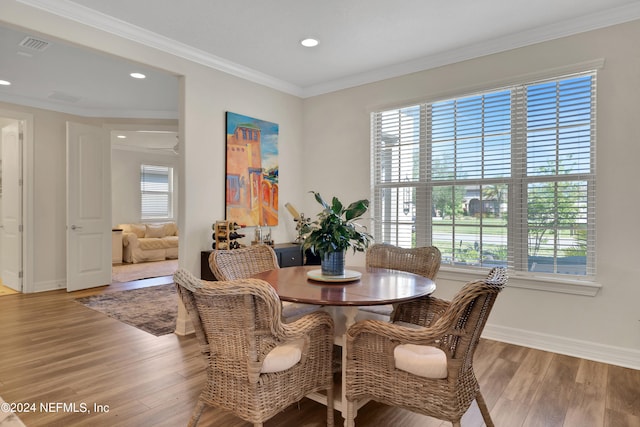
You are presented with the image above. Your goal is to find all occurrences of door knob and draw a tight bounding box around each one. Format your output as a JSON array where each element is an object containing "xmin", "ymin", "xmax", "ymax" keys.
[{"xmin": 71, "ymin": 225, "xmax": 83, "ymax": 230}]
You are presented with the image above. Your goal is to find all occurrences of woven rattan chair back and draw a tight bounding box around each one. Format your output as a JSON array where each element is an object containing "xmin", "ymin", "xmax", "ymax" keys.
[
  {"xmin": 361, "ymin": 244, "xmax": 441, "ymax": 318},
  {"xmin": 174, "ymin": 268, "xmax": 335, "ymax": 427},
  {"xmin": 365, "ymin": 243, "xmax": 441, "ymax": 279},
  {"xmin": 209, "ymin": 244, "xmax": 279, "ymax": 281},
  {"xmin": 209, "ymin": 245, "xmax": 320, "ymax": 322},
  {"xmin": 437, "ymin": 267, "xmax": 507, "ymax": 371},
  {"xmin": 346, "ymin": 267, "xmax": 508, "ymax": 427}
]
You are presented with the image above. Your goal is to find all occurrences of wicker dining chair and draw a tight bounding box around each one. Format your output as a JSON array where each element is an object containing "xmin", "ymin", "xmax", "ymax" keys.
[
  {"xmin": 209, "ymin": 245, "xmax": 321, "ymax": 321},
  {"xmin": 174, "ymin": 268, "xmax": 335, "ymax": 427},
  {"xmin": 345, "ymin": 267, "xmax": 508, "ymax": 427},
  {"xmin": 360, "ymin": 244, "xmax": 441, "ymax": 317}
]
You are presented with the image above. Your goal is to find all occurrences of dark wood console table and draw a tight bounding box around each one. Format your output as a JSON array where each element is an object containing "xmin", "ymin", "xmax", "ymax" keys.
[{"xmin": 200, "ymin": 243, "xmax": 320, "ymax": 280}]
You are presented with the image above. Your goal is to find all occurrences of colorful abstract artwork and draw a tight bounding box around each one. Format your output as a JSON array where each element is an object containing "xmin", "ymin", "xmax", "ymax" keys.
[{"xmin": 225, "ymin": 112, "xmax": 279, "ymax": 227}]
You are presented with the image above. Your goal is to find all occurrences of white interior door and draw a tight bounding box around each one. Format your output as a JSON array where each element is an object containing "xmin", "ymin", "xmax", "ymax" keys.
[
  {"xmin": 1, "ymin": 121, "xmax": 22, "ymax": 292},
  {"xmin": 67, "ymin": 122, "xmax": 112, "ymax": 292}
]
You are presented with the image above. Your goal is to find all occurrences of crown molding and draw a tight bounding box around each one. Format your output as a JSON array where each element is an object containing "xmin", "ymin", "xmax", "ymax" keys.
[
  {"xmin": 300, "ymin": 2, "xmax": 640, "ymax": 97},
  {"xmin": 16, "ymin": 0, "xmax": 304, "ymax": 97},
  {"xmin": 17, "ymin": 0, "xmax": 640, "ymax": 100},
  {"xmin": 111, "ymin": 141, "xmax": 178, "ymax": 156},
  {"xmin": 0, "ymin": 93, "xmax": 178, "ymax": 119}
]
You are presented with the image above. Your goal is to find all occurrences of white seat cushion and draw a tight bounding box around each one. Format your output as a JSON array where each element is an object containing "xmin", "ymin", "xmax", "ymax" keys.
[
  {"xmin": 282, "ymin": 302, "xmax": 321, "ymax": 319},
  {"xmin": 261, "ymin": 338, "xmax": 305, "ymax": 373},
  {"xmin": 394, "ymin": 344, "xmax": 448, "ymax": 379},
  {"xmin": 358, "ymin": 304, "xmax": 392, "ymax": 316}
]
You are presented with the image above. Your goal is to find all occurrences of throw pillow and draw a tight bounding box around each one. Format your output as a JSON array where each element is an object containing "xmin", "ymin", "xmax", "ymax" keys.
[
  {"xmin": 119, "ymin": 223, "xmax": 146, "ymax": 238},
  {"xmin": 145, "ymin": 224, "xmax": 166, "ymax": 238},
  {"xmin": 163, "ymin": 222, "xmax": 178, "ymax": 236}
]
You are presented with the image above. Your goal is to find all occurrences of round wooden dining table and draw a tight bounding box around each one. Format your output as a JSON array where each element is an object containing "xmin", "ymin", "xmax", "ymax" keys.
[
  {"xmin": 251, "ymin": 264, "xmax": 436, "ymax": 305},
  {"xmin": 251, "ymin": 264, "xmax": 436, "ymax": 425}
]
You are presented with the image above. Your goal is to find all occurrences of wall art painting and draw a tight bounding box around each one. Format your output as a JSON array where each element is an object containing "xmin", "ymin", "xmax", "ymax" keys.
[{"xmin": 225, "ymin": 112, "xmax": 279, "ymax": 227}]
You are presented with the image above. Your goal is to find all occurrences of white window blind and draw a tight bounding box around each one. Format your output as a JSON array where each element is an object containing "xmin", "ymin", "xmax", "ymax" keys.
[
  {"xmin": 372, "ymin": 71, "xmax": 596, "ymax": 278},
  {"xmin": 141, "ymin": 164, "xmax": 173, "ymax": 219}
]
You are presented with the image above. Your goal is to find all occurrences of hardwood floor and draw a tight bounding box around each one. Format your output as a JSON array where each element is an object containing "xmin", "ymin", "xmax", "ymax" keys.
[{"xmin": 0, "ymin": 277, "xmax": 638, "ymax": 427}]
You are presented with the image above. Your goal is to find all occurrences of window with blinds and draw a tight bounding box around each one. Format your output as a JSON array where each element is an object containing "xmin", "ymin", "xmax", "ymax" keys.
[
  {"xmin": 140, "ymin": 164, "xmax": 174, "ymax": 219},
  {"xmin": 371, "ymin": 71, "xmax": 596, "ymax": 278}
]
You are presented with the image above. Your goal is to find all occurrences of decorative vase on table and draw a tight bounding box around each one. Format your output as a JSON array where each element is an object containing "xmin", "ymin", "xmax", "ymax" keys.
[
  {"xmin": 321, "ymin": 251, "xmax": 346, "ymax": 276},
  {"xmin": 302, "ymin": 191, "xmax": 373, "ymax": 277}
]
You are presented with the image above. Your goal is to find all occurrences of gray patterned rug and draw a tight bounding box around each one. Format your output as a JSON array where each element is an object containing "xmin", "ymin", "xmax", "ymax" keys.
[{"xmin": 75, "ymin": 284, "xmax": 177, "ymax": 336}]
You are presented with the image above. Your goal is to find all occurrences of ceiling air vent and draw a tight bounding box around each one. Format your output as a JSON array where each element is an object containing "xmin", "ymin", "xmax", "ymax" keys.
[
  {"xmin": 48, "ymin": 91, "xmax": 81, "ymax": 103},
  {"xmin": 19, "ymin": 36, "xmax": 51, "ymax": 52}
]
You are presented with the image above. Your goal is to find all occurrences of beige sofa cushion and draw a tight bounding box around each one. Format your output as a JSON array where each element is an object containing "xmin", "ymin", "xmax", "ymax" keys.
[
  {"xmin": 138, "ymin": 238, "xmax": 168, "ymax": 251},
  {"xmin": 137, "ymin": 236, "xmax": 179, "ymax": 251},
  {"xmin": 163, "ymin": 222, "xmax": 178, "ymax": 236},
  {"xmin": 145, "ymin": 224, "xmax": 166, "ymax": 238},
  {"xmin": 119, "ymin": 223, "xmax": 146, "ymax": 238},
  {"xmin": 162, "ymin": 235, "xmax": 179, "ymax": 248}
]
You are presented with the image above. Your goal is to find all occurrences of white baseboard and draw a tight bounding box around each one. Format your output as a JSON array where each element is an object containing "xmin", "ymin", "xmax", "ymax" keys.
[
  {"xmin": 483, "ymin": 324, "xmax": 640, "ymax": 370},
  {"xmin": 33, "ymin": 279, "xmax": 66, "ymax": 293}
]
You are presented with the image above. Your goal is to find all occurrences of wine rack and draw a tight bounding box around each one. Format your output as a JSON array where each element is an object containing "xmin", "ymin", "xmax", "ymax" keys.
[{"xmin": 212, "ymin": 220, "xmax": 245, "ymax": 250}]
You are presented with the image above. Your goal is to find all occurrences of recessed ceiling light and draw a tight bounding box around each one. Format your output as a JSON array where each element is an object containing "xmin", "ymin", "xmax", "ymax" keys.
[
  {"xmin": 116, "ymin": 135, "xmax": 127, "ymax": 139},
  {"xmin": 300, "ymin": 38, "xmax": 319, "ymax": 48},
  {"xmin": 0, "ymin": 80, "xmax": 11, "ymax": 86},
  {"xmin": 130, "ymin": 72, "xmax": 146, "ymax": 79}
]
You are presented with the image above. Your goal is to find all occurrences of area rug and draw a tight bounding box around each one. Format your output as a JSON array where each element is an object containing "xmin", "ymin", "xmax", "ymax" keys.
[
  {"xmin": 75, "ymin": 284, "xmax": 177, "ymax": 336},
  {"xmin": 112, "ymin": 259, "xmax": 178, "ymax": 283}
]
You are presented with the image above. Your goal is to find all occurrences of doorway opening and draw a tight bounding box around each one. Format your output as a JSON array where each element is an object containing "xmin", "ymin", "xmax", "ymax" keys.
[
  {"xmin": 109, "ymin": 125, "xmax": 180, "ymax": 282},
  {"xmin": 0, "ymin": 115, "xmax": 25, "ymax": 295}
]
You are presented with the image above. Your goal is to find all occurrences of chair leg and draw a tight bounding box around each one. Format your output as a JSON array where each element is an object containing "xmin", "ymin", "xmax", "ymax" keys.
[
  {"xmin": 187, "ymin": 399, "xmax": 206, "ymax": 427},
  {"xmin": 476, "ymin": 391, "xmax": 494, "ymax": 427},
  {"xmin": 326, "ymin": 384, "xmax": 334, "ymax": 427},
  {"xmin": 346, "ymin": 399, "xmax": 356, "ymax": 427}
]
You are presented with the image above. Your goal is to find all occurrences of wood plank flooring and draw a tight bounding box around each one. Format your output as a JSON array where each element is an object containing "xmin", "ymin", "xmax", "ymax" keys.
[{"xmin": 0, "ymin": 277, "xmax": 639, "ymax": 427}]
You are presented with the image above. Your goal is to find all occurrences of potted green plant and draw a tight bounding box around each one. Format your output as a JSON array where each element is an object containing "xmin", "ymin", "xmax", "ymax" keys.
[{"xmin": 302, "ymin": 191, "xmax": 373, "ymax": 276}]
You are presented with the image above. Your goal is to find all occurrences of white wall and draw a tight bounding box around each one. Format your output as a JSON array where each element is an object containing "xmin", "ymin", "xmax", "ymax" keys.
[
  {"xmin": 111, "ymin": 148, "xmax": 179, "ymax": 226},
  {"xmin": 302, "ymin": 20, "xmax": 640, "ymax": 367}
]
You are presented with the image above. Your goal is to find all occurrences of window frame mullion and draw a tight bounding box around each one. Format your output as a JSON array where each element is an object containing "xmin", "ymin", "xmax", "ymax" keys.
[
  {"xmin": 510, "ymin": 85, "xmax": 528, "ymax": 273},
  {"xmin": 371, "ymin": 69, "xmax": 596, "ymax": 281},
  {"xmin": 415, "ymin": 104, "xmax": 431, "ymax": 247}
]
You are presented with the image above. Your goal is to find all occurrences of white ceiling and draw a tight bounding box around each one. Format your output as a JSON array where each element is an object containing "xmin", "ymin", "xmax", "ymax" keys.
[
  {"xmin": 0, "ymin": 23, "xmax": 180, "ymax": 120},
  {"xmin": 1, "ymin": 0, "xmax": 640, "ymax": 121}
]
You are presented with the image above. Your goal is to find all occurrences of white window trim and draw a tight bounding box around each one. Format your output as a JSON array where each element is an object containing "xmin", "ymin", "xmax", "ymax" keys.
[
  {"xmin": 370, "ymin": 60, "xmax": 605, "ymax": 296},
  {"xmin": 437, "ymin": 266, "xmax": 601, "ymax": 296},
  {"xmin": 366, "ymin": 59, "xmax": 605, "ymax": 114}
]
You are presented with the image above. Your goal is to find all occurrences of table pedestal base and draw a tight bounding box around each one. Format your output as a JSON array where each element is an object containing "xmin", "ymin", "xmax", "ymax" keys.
[{"xmin": 304, "ymin": 306, "xmax": 378, "ymax": 426}]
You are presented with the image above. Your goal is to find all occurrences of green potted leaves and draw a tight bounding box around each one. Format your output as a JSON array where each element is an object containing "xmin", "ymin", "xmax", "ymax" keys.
[{"xmin": 302, "ymin": 191, "xmax": 373, "ymax": 276}]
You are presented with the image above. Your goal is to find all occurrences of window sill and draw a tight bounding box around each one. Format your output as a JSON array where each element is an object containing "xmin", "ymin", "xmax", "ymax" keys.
[{"xmin": 437, "ymin": 266, "xmax": 602, "ymax": 297}]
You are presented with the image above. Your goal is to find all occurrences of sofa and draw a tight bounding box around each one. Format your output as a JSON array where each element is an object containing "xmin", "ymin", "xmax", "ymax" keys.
[{"xmin": 117, "ymin": 222, "xmax": 179, "ymax": 263}]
